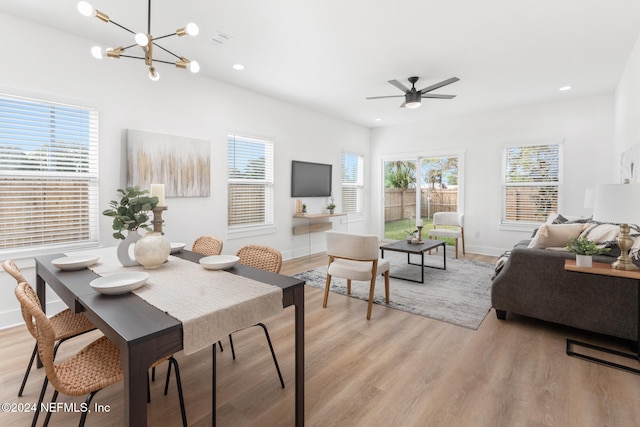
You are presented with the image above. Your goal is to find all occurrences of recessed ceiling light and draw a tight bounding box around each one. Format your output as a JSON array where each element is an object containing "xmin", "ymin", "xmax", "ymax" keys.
[
  {"xmin": 559, "ymin": 86, "xmax": 572, "ymax": 91},
  {"xmin": 233, "ymin": 64, "xmax": 245, "ymax": 71},
  {"xmin": 374, "ymin": 118, "xmax": 382, "ymax": 122}
]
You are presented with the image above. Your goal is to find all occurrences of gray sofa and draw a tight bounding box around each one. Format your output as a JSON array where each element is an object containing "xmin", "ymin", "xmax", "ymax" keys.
[{"xmin": 491, "ymin": 239, "xmax": 637, "ymax": 341}]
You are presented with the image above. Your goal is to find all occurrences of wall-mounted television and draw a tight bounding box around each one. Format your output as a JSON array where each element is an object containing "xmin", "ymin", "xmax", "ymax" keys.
[{"xmin": 291, "ymin": 160, "xmax": 332, "ymax": 197}]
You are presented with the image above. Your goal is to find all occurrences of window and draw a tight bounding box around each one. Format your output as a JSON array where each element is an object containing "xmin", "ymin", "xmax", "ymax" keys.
[
  {"xmin": 341, "ymin": 151, "xmax": 363, "ymax": 214},
  {"xmin": 0, "ymin": 93, "xmax": 99, "ymax": 256},
  {"xmin": 502, "ymin": 142, "xmax": 562, "ymax": 224},
  {"xmin": 227, "ymin": 134, "xmax": 274, "ymax": 228}
]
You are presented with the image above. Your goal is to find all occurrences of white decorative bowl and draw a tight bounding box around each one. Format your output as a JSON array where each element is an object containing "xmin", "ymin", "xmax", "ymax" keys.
[
  {"xmin": 170, "ymin": 242, "xmax": 186, "ymax": 254},
  {"xmin": 90, "ymin": 272, "xmax": 149, "ymax": 295},
  {"xmin": 199, "ymin": 255, "xmax": 240, "ymax": 270}
]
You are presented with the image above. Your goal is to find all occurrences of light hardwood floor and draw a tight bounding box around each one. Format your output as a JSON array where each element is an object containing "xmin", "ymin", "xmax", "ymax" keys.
[{"xmin": 2, "ymin": 250, "xmax": 640, "ymax": 426}]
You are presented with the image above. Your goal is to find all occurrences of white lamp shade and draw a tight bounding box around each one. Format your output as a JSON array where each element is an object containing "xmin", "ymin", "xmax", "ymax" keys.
[{"xmin": 593, "ymin": 184, "xmax": 640, "ymax": 224}]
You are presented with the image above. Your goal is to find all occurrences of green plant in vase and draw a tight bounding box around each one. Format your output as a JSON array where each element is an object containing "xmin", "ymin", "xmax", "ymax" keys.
[
  {"xmin": 566, "ymin": 236, "xmax": 610, "ymax": 256},
  {"xmin": 102, "ymin": 186, "xmax": 158, "ymax": 239}
]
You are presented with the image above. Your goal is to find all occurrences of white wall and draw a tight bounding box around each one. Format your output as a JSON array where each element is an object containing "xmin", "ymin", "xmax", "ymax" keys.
[
  {"xmin": 370, "ymin": 94, "xmax": 615, "ymax": 256},
  {"xmin": 614, "ymin": 33, "xmax": 640, "ymax": 180},
  {"xmin": 0, "ymin": 13, "xmax": 370, "ymax": 328}
]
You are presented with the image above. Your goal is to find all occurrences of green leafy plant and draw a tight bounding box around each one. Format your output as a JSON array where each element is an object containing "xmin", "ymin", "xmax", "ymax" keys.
[
  {"xmin": 326, "ymin": 202, "xmax": 336, "ymax": 210},
  {"xmin": 566, "ymin": 236, "xmax": 610, "ymax": 256},
  {"xmin": 102, "ymin": 186, "xmax": 159, "ymax": 239}
]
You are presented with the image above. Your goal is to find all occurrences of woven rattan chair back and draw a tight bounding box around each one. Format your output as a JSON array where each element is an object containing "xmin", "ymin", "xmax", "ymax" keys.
[
  {"xmin": 192, "ymin": 235, "xmax": 223, "ymax": 256},
  {"xmin": 236, "ymin": 245, "xmax": 282, "ymax": 273},
  {"xmin": 3, "ymin": 259, "xmax": 27, "ymax": 284}
]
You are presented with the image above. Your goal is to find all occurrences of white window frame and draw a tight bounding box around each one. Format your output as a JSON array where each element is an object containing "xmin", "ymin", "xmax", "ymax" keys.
[
  {"xmin": 226, "ymin": 133, "xmax": 274, "ymax": 234},
  {"xmin": 0, "ymin": 93, "xmax": 99, "ymax": 258},
  {"xmin": 341, "ymin": 151, "xmax": 364, "ymax": 215},
  {"xmin": 501, "ymin": 140, "xmax": 563, "ymax": 227}
]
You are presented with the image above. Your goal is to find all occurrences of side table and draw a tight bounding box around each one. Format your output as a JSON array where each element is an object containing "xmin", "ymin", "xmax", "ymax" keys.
[{"xmin": 564, "ymin": 259, "xmax": 640, "ymax": 375}]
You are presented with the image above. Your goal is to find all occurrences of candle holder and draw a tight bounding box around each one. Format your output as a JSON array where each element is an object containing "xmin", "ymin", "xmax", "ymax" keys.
[
  {"xmin": 417, "ymin": 225, "xmax": 424, "ymax": 243},
  {"xmin": 152, "ymin": 206, "xmax": 168, "ymax": 234}
]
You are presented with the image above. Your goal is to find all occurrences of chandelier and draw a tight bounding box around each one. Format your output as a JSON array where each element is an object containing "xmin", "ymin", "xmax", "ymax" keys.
[{"xmin": 77, "ymin": 1, "xmax": 200, "ymax": 81}]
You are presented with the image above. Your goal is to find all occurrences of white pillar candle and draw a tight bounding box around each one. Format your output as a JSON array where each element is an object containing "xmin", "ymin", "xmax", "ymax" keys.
[
  {"xmin": 150, "ymin": 184, "xmax": 165, "ymax": 206},
  {"xmin": 416, "ymin": 219, "xmax": 423, "ymax": 227}
]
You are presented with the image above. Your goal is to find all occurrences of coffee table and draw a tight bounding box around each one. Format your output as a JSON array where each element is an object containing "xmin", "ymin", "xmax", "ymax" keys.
[{"xmin": 379, "ymin": 239, "xmax": 446, "ymax": 283}]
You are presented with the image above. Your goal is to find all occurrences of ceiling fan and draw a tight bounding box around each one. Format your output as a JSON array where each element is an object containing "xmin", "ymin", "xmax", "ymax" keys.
[{"xmin": 366, "ymin": 76, "xmax": 459, "ymax": 109}]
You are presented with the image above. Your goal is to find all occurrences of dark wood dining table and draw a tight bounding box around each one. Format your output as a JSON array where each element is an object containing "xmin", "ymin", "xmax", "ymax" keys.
[{"xmin": 35, "ymin": 250, "xmax": 305, "ymax": 426}]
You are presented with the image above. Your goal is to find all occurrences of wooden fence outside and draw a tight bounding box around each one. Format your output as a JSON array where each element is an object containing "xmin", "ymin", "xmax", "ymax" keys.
[{"xmin": 384, "ymin": 188, "xmax": 458, "ymax": 222}]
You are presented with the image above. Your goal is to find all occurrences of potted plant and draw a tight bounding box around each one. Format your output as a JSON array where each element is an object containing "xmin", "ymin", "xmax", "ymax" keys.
[
  {"xmin": 326, "ymin": 201, "xmax": 336, "ymax": 214},
  {"xmin": 102, "ymin": 186, "xmax": 160, "ymax": 266},
  {"xmin": 566, "ymin": 236, "xmax": 610, "ymax": 267},
  {"xmin": 302, "ymin": 203, "xmax": 307, "ymax": 213}
]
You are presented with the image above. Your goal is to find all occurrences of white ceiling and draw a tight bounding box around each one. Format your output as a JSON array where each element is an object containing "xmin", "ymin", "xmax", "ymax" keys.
[{"xmin": 2, "ymin": 0, "xmax": 640, "ymax": 128}]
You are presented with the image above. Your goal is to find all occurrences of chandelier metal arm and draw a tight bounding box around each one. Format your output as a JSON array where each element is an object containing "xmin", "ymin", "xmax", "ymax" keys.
[
  {"xmin": 107, "ymin": 19, "xmax": 137, "ymax": 35},
  {"xmin": 151, "ymin": 32, "xmax": 180, "ymax": 42},
  {"xmin": 118, "ymin": 54, "xmax": 176, "ymax": 66},
  {"xmin": 152, "ymin": 42, "xmax": 182, "ymax": 60}
]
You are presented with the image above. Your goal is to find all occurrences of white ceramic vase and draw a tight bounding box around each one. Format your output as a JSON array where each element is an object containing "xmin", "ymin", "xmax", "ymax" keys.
[
  {"xmin": 117, "ymin": 230, "xmax": 141, "ymax": 267},
  {"xmin": 575, "ymin": 254, "xmax": 593, "ymax": 268},
  {"xmin": 134, "ymin": 232, "xmax": 171, "ymax": 269}
]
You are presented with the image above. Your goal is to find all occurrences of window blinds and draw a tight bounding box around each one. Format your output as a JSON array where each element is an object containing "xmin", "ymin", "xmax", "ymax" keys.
[
  {"xmin": 227, "ymin": 134, "xmax": 274, "ymax": 227},
  {"xmin": 341, "ymin": 151, "xmax": 363, "ymax": 214},
  {"xmin": 502, "ymin": 143, "xmax": 562, "ymax": 223},
  {"xmin": 0, "ymin": 94, "xmax": 99, "ymax": 254}
]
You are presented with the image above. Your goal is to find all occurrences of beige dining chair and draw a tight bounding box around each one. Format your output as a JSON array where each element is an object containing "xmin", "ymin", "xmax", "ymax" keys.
[
  {"xmin": 15, "ymin": 281, "xmax": 188, "ymax": 427},
  {"xmin": 323, "ymin": 231, "xmax": 390, "ymax": 320},
  {"xmin": 192, "ymin": 235, "xmax": 223, "ymax": 256},
  {"xmin": 230, "ymin": 244, "xmax": 285, "ymax": 388},
  {"xmin": 427, "ymin": 212, "xmax": 466, "ymax": 258},
  {"xmin": 2, "ymin": 260, "xmax": 97, "ymax": 397}
]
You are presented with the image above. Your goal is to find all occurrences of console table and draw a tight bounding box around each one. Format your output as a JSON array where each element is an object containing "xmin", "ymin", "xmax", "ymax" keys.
[
  {"xmin": 564, "ymin": 259, "xmax": 640, "ymax": 375},
  {"xmin": 292, "ymin": 213, "xmax": 347, "ymax": 260}
]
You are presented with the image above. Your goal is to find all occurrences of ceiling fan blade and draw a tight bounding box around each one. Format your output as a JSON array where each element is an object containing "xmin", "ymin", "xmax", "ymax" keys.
[
  {"xmin": 419, "ymin": 77, "xmax": 460, "ymax": 94},
  {"xmin": 421, "ymin": 94, "xmax": 456, "ymax": 99},
  {"xmin": 388, "ymin": 80, "xmax": 410, "ymax": 93},
  {"xmin": 399, "ymin": 101, "xmax": 406, "ymax": 108},
  {"xmin": 366, "ymin": 95, "xmax": 405, "ymax": 99}
]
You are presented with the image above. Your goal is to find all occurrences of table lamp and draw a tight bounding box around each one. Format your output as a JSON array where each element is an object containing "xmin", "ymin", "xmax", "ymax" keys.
[{"xmin": 592, "ymin": 184, "xmax": 640, "ymax": 270}]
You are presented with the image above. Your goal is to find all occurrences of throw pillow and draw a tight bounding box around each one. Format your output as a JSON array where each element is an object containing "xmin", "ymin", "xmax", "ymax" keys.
[{"xmin": 527, "ymin": 223, "xmax": 587, "ymax": 249}]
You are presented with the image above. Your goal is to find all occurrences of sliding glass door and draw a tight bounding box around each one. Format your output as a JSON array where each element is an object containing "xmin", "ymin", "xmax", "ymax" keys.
[{"xmin": 383, "ymin": 154, "xmax": 461, "ymax": 240}]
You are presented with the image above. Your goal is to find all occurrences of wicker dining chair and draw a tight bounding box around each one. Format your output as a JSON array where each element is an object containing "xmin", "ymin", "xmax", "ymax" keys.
[
  {"xmin": 192, "ymin": 235, "xmax": 223, "ymax": 256},
  {"xmin": 15, "ymin": 281, "xmax": 188, "ymax": 427},
  {"xmin": 2, "ymin": 260, "xmax": 97, "ymax": 397},
  {"xmin": 230, "ymin": 245, "xmax": 285, "ymax": 388}
]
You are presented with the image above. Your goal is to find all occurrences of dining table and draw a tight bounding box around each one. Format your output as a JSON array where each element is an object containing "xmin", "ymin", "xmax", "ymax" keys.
[{"xmin": 35, "ymin": 249, "xmax": 306, "ymax": 427}]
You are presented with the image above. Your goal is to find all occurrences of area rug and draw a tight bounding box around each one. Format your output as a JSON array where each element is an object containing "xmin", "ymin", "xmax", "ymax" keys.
[{"xmin": 295, "ymin": 251, "xmax": 495, "ymax": 329}]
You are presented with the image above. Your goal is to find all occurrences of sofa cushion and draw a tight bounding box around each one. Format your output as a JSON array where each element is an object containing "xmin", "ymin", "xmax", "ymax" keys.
[{"xmin": 527, "ymin": 223, "xmax": 586, "ymax": 249}]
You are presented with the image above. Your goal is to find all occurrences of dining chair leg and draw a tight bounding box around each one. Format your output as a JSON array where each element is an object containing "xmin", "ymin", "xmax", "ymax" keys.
[
  {"xmin": 31, "ymin": 377, "xmax": 48, "ymax": 427},
  {"xmin": 43, "ymin": 389, "xmax": 59, "ymax": 427},
  {"xmin": 78, "ymin": 390, "xmax": 100, "ymax": 427},
  {"xmin": 163, "ymin": 359, "xmax": 173, "ymax": 395},
  {"xmin": 229, "ymin": 334, "xmax": 236, "ymax": 360},
  {"xmin": 384, "ymin": 271, "xmax": 390, "ymax": 303},
  {"xmin": 257, "ymin": 323, "xmax": 285, "ymax": 389},
  {"xmin": 18, "ymin": 343, "xmax": 38, "ymax": 397},
  {"xmin": 167, "ymin": 357, "xmax": 188, "ymax": 427}
]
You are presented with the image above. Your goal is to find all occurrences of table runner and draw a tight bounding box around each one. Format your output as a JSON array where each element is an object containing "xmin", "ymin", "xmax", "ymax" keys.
[{"xmin": 67, "ymin": 247, "xmax": 283, "ymax": 355}]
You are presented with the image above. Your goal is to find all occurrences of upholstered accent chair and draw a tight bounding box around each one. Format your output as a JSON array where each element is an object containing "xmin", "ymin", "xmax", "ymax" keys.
[
  {"xmin": 427, "ymin": 212, "xmax": 466, "ymax": 258},
  {"xmin": 323, "ymin": 231, "xmax": 390, "ymax": 320}
]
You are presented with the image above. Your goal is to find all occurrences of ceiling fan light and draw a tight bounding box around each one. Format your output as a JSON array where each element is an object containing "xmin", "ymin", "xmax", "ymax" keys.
[
  {"xmin": 135, "ymin": 33, "xmax": 149, "ymax": 47},
  {"xmin": 405, "ymin": 101, "xmax": 421, "ymax": 109},
  {"xmin": 405, "ymin": 91, "xmax": 422, "ymax": 109}
]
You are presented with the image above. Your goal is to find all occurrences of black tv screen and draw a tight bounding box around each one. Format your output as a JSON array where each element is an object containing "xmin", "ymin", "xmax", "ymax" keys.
[{"xmin": 291, "ymin": 160, "xmax": 332, "ymax": 197}]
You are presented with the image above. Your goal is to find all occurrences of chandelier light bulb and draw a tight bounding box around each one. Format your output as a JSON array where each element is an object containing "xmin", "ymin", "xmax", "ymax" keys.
[
  {"xmin": 185, "ymin": 23, "xmax": 199, "ymax": 36},
  {"xmin": 77, "ymin": 1, "xmax": 94, "ymax": 17},
  {"xmin": 188, "ymin": 61, "xmax": 200, "ymax": 73},
  {"xmin": 135, "ymin": 33, "xmax": 149, "ymax": 47},
  {"xmin": 90, "ymin": 46, "xmax": 103, "ymax": 59},
  {"xmin": 148, "ymin": 67, "xmax": 160, "ymax": 81}
]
